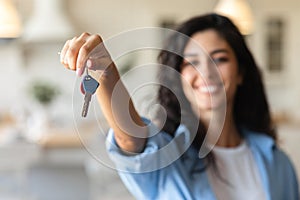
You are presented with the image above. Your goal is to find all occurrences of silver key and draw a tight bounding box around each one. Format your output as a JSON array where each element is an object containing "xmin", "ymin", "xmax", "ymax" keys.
[{"xmin": 82, "ymin": 92, "xmax": 92, "ymax": 117}]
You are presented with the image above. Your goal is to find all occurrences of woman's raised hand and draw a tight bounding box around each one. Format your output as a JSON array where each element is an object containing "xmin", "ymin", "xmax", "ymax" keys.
[
  {"xmin": 60, "ymin": 32, "xmax": 147, "ymax": 153},
  {"xmin": 60, "ymin": 32, "xmax": 113, "ymax": 77}
]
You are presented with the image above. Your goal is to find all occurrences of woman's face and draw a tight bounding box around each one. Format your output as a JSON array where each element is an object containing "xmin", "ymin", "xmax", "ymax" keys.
[{"xmin": 181, "ymin": 29, "xmax": 242, "ymax": 113}]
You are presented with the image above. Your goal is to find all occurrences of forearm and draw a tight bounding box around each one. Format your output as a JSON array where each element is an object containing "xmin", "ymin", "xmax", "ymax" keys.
[{"xmin": 96, "ymin": 63, "xmax": 147, "ymax": 153}]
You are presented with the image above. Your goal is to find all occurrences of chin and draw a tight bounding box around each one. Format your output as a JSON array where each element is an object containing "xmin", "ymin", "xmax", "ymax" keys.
[{"xmin": 198, "ymin": 93, "xmax": 226, "ymax": 110}]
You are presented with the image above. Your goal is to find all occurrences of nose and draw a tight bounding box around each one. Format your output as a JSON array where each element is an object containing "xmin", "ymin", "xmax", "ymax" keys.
[
  {"xmin": 184, "ymin": 56, "xmax": 219, "ymax": 87},
  {"xmin": 198, "ymin": 58, "xmax": 216, "ymax": 80},
  {"xmin": 187, "ymin": 61, "xmax": 214, "ymax": 87}
]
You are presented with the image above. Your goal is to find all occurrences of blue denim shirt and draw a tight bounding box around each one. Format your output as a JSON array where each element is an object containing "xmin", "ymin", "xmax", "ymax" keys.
[{"xmin": 106, "ymin": 123, "xmax": 299, "ymax": 200}]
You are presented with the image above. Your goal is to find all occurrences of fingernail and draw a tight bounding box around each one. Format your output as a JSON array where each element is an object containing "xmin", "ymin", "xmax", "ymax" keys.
[
  {"xmin": 64, "ymin": 57, "xmax": 68, "ymax": 65},
  {"xmin": 76, "ymin": 68, "xmax": 81, "ymax": 76},
  {"xmin": 86, "ymin": 59, "xmax": 92, "ymax": 68}
]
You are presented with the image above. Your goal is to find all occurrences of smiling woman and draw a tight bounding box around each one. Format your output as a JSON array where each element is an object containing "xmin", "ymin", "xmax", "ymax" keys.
[
  {"xmin": 181, "ymin": 30, "xmax": 242, "ymax": 115},
  {"xmin": 60, "ymin": 13, "xmax": 299, "ymax": 200}
]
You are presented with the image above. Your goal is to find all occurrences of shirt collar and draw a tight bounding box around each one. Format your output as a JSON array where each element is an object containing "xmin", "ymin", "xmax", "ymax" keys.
[{"xmin": 241, "ymin": 128, "xmax": 276, "ymax": 162}]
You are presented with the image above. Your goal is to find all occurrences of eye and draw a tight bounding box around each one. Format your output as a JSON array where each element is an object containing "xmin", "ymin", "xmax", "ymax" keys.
[
  {"xmin": 182, "ymin": 60, "xmax": 200, "ymax": 67},
  {"xmin": 213, "ymin": 57, "xmax": 229, "ymax": 65},
  {"xmin": 181, "ymin": 60, "xmax": 200, "ymax": 72}
]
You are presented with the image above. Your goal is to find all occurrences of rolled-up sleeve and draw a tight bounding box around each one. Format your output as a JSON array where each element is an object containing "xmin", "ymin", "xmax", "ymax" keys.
[{"xmin": 105, "ymin": 119, "xmax": 192, "ymax": 173}]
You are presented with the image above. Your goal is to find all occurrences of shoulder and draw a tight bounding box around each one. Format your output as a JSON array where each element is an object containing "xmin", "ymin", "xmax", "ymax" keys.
[
  {"xmin": 241, "ymin": 128, "xmax": 275, "ymax": 158},
  {"xmin": 243, "ymin": 129, "xmax": 299, "ymax": 197},
  {"xmin": 242, "ymin": 129, "xmax": 275, "ymax": 148},
  {"xmin": 242, "ymin": 128, "xmax": 297, "ymax": 173}
]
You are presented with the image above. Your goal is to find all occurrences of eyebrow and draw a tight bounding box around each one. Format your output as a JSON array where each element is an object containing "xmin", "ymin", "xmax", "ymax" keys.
[
  {"xmin": 183, "ymin": 49, "xmax": 229, "ymax": 58},
  {"xmin": 183, "ymin": 53, "xmax": 198, "ymax": 58},
  {"xmin": 210, "ymin": 49, "xmax": 229, "ymax": 55}
]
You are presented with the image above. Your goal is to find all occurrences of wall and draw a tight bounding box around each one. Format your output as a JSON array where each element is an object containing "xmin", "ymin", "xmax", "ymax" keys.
[
  {"xmin": 3, "ymin": 0, "xmax": 298, "ymax": 123},
  {"xmin": 1, "ymin": 0, "xmax": 220, "ymax": 127},
  {"xmin": 250, "ymin": 0, "xmax": 300, "ymax": 122}
]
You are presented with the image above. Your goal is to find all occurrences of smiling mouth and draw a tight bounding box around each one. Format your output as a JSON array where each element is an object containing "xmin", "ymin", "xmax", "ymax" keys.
[{"xmin": 198, "ymin": 84, "xmax": 222, "ymax": 94}]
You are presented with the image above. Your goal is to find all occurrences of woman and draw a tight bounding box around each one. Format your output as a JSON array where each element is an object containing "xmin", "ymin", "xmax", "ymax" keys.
[{"xmin": 60, "ymin": 13, "xmax": 299, "ymax": 200}]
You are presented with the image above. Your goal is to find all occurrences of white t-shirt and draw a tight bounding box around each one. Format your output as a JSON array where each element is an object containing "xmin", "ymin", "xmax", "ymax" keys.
[{"xmin": 207, "ymin": 141, "xmax": 266, "ymax": 200}]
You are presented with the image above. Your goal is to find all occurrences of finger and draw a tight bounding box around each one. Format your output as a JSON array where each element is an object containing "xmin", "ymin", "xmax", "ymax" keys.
[
  {"xmin": 76, "ymin": 64, "xmax": 85, "ymax": 76},
  {"xmin": 73, "ymin": 34, "xmax": 93, "ymax": 76},
  {"xmin": 80, "ymin": 81, "xmax": 85, "ymax": 95},
  {"xmin": 76, "ymin": 34, "xmax": 102, "ymax": 74},
  {"xmin": 65, "ymin": 37, "xmax": 86, "ymax": 71},
  {"xmin": 60, "ymin": 40, "xmax": 71, "ymax": 66},
  {"xmin": 63, "ymin": 63, "xmax": 70, "ymax": 70}
]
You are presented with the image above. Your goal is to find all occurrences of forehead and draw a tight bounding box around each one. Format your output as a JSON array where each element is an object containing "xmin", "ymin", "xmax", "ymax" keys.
[{"xmin": 184, "ymin": 29, "xmax": 230, "ymax": 54}]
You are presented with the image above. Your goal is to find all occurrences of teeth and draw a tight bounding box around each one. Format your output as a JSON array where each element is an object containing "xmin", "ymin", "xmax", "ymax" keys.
[{"xmin": 200, "ymin": 85, "xmax": 218, "ymax": 93}]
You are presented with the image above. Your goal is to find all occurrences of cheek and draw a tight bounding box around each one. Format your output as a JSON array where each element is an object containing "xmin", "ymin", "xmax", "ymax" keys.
[
  {"xmin": 181, "ymin": 74, "xmax": 192, "ymax": 97},
  {"xmin": 218, "ymin": 66, "xmax": 240, "ymax": 98},
  {"xmin": 181, "ymin": 70, "xmax": 196, "ymax": 100},
  {"xmin": 181, "ymin": 66, "xmax": 203, "ymax": 84},
  {"xmin": 181, "ymin": 68, "xmax": 193, "ymax": 81}
]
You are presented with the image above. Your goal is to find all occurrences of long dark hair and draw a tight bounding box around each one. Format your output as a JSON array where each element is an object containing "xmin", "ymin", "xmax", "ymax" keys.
[{"xmin": 157, "ymin": 13, "xmax": 276, "ymax": 150}]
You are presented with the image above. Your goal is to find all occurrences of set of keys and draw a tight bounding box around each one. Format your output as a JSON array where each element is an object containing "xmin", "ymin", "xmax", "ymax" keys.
[{"xmin": 81, "ymin": 66, "xmax": 99, "ymax": 117}]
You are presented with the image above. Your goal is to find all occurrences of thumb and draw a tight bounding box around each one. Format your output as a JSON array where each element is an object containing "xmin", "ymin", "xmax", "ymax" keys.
[
  {"xmin": 76, "ymin": 65, "xmax": 85, "ymax": 77},
  {"xmin": 87, "ymin": 57, "xmax": 113, "ymax": 71}
]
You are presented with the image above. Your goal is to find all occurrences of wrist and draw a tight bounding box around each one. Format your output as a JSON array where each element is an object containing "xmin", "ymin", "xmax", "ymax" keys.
[
  {"xmin": 98, "ymin": 63, "xmax": 120, "ymax": 84},
  {"xmin": 105, "ymin": 62, "xmax": 119, "ymax": 77}
]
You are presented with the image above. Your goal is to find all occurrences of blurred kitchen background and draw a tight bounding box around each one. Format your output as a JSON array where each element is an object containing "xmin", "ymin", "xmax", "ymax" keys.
[{"xmin": 0, "ymin": 0, "xmax": 299, "ymax": 199}]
